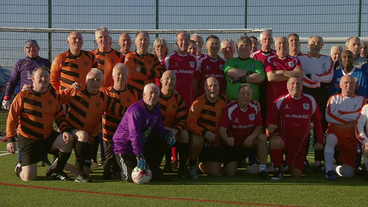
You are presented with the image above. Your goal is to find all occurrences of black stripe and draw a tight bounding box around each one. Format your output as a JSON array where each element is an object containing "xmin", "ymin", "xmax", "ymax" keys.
[
  {"xmin": 23, "ymin": 109, "xmax": 43, "ymax": 118},
  {"xmin": 97, "ymin": 59, "xmax": 105, "ymax": 65},
  {"xmin": 61, "ymin": 69, "xmax": 80, "ymax": 78},
  {"xmin": 103, "ymin": 133, "xmax": 113, "ymax": 140},
  {"xmin": 24, "ymin": 98, "xmax": 42, "ymax": 108},
  {"xmin": 102, "ymin": 123, "xmax": 118, "ymax": 133},
  {"xmin": 73, "ymin": 96, "xmax": 89, "ymax": 108},
  {"xmin": 177, "ymin": 115, "xmax": 187, "ymax": 121},
  {"xmin": 20, "ymin": 125, "xmax": 44, "ymax": 139},
  {"xmin": 158, "ymin": 103, "xmax": 167, "ymax": 111},
  {"xmin": 198, "ymin": 117, "xmax": 217, "ymax": 128},
  {"xmin": 62, "ymin": 62, "xmax": 79, "ymax": 69},
  {"xmin": 60, "ymin": 77, "xmax": 76, "ymax": 85},
  {"xmin": 201, "ymin": 109, "xmax": 216, "ymax": 117},
  {"xmin": 20, "ymin": 116, "xmax": 44, "ymax": 129},
  {"xmin": 69, "ymin": 102, "xmax": 87, "ymax": 118},
  {"xmin": 69, "ymin": 112, "xmax": 84, "ymax": 128},
  {"xmin": 177, "ymin": 106, "xmax": 186, "ymax": 113},
  {"xmin": 103, "ymin": 114, "xmax": 121, "ymax": 124},
  {"xmin": 134, "ymin": 58, "xmax": 144, "ymax": 67}
]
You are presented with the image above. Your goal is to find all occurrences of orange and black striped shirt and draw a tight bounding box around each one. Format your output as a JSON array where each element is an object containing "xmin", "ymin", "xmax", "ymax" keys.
[
  {"xmin": 157, "ymin": 92, "xmax": 187, "ymax": 132},
  {"xmin": 100, "ymin": 84, "xmax": 139, "ymax": 141},
  {"xmin": 92, "ymin": 49, "xmax": 124, "ymax": 87},
  {"xmin": 124, "ymin": 51, "xmax": 164, "ymax": 95},
  {"xmin": 187, "ymin": 94, "xmax": 229, "ymax": 146},
  {"xmin": 50, "ymin": 50, "xmax": 97, "ymax": 91},
  {"xmin": 58, "ymin": 88, "xmax": 123, "ymax": 140},
  {"xmin": 6, "ymin": 89, "xmax": 69, "ymax": 140}
]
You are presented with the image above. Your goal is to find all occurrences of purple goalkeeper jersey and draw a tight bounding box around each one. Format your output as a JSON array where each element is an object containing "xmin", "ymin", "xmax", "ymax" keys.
[
  {"xmin": 5, "ymin": 56, "xmax": 51, "ymax": 98},
  {"xmin": 113, "ymin": 99, "xmax": 169, "ymax": 155}
]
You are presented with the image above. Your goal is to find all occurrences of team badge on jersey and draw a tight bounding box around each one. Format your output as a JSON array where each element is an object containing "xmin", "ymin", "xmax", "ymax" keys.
[
  {"xmin": 190, "ymin": 61, "xmax": 195, "ymax": 68},
  {"xmin": 288, "ymin": 61, "xmax": 295, "ymax": 67},
  {"xmin": 219, "ymin": 65, "xmax": 224, "ymax": 71},
  {"xmin": 249, "ymin": 113, "xmax": 255, "ymax": 121},
  {"xmin": 136, "ymin": 111, "xmax": 140, "ymax": 117},
  {"xmin": 303, "ymin": 103, "xmax": 309, "ymax": 110},
  {"xmin": 153, "ymin": 116, "xmax": 157, "ymax": 123}
]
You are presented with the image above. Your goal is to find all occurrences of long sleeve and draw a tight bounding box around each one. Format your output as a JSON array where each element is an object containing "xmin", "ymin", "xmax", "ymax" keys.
[{"xmin": 356, "ymin": 104, "xmax": 368, "ymax": 145}]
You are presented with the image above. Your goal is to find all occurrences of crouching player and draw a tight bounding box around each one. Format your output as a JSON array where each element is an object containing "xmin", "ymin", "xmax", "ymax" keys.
[
  {"xmin": 219, "ymin": 84, "xmax": 269, "ymax": 179},
  {"xmin": 113, "ymin": 83, "xmax": 176, "ymax": 182},
  {"xmin": 267, "ymin": 76, "xmax": 324, "ymax": 179},
  {"xmin": 5, "ymin": 67, "xmax": 75, "ymax": 181},
  {"xmin": 324, "ymin": 75, "xmax": 366, "ymax": 180},
  {"xmin": 356, "ymin": 102, "xmax": 368, "ymax": 181}
]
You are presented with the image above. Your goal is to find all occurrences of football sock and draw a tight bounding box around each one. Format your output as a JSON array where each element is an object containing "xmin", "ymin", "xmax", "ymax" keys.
[
  {"xmin": 172, "ymin": 147, "xmax": 178, "ymax": 161},
  {"xmin": 178, "ymin": 143, "xmax": 189, "ymax": 171},
  {"xmin": 165, "ymin": 148, "xmax": 172, "ymax": 165},
  {"xmin": 189, "ymin": 159, "xmax": 197, "ymax": 167},
  {"xmin": 259, "ymin": 164, "xmax": 266, "ymax": 172},
  {"xmin": 324, "ymin": 134, "xmax": 337, "ymax": 171},
  {"xmin": 54, "ymin": 151, "xmax": 71, "ymax": 173},
  {"xmin": 75, "ymin": 141, "xmax": 92, "ymax": 174},
  {"xmin": 270, "ymin": 148, "xmax": 282, "ymax": 167}
]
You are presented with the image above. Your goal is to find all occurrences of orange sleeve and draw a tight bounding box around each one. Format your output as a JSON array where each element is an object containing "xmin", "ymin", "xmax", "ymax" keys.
[
  {"xmin": 6, "ymin": 92, "xmax": 25, "ymax": 138},
  {"xmin": 187, "ymin": 99, "xmax": 205, "ymax": 136},
  {"xmin": 175, "ymin": 95, "xmax": 187, "ymax": 131},
  {"xmin": 50, "ymin": 54, "xmax": 64, "ymax": 91}
]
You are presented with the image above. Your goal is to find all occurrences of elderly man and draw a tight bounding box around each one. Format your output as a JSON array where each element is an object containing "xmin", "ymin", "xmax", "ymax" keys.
[
  {"xmin": 92, "ymin": 26, "xmax": 124, "ymax": 87},
  {"xmin": 58, "ymin": 68, "xmax": 124, "ymax": 182},
  {"xmin": 118, "ymin": 32, "xmax": 132, "ymax": 59},
  {"xmin": 50, "ymin": 31, "xmax": 97, "ymax": 91},
  {"xmin": 299, "ymin": 36, "xmax": 334, "ymax": 170},
  {"xmin": 3, "ymin": 40, "xmax": 51, "ymax": 110},
  {"xmin": 251, "ymin": 29, "xmax": 275, "ymax": 63},
  {"xmin": 288, "ymin": 33, "xmax": 303, "ymax": 57},
  {"xmin": 336, "ymin": 36, "xmax": 368, "ymax": 70},
  {"xmin": 2, "ymin": 39, "xmax": 52, "ymax": 167},
  {"xmin": 196, "ymin": 35, "xmax": 227, "ymax": 96},
  {"xmin": 187, "ymin": 77, "xmax": 229, "ymax": 179},
  {"xmin": 224, "ymin": 35, "xmax": 265, "ymax": 101},
  {"xmin": 164, "ymin": 31, "xmax": 199, "ymax": 109},
  {"xmin": 157, "ymin": 70, "xmax": 190, "ymax": 179},
  {"xmin": 265, "ymin": 36, "xmax": 303, "ymax": 115},
  {"xmin": 329, "ymin": 50, "xmax": 368, "ymax": 98},
  {"xmin": 361, "ymin": 42, "xmax": 368, "ymax": 59},
  {"xmin": 124, "ymin": 31, "xmax": 164, "ymax": 97},
  {"xmin": 100, "ymin": 63, "xmax": 138, "ymax": 179},
  {"xmin": 219, "ymin": 84, "xmax": 268, "ymax": 179},
  {"xmin": 268, "ymin": 76, "xmax": 323, "ymax": 179},
  {"xmin": 191, "ymin": 34, "xmax": 206, "ymax": 59},
  {"xmin": 220, "ymin": 38, "xmax": 236, "ymax": 60},
  {"xmin": 113, "ymin": 83, "xmax": 176, "ymax": 182},
  {"xmin": 324, "ymin": 75, "xmax": 366, "ymax": 180},
  {"xmin": 6, "ymin": 67, "xmax": 75, "ymax": 181},
  {"xmin": 330, "ymin": 45, "xmax": 343, "ymax": 64}
]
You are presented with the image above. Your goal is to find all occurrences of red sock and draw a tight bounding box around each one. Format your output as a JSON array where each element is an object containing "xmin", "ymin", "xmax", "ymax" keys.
[
  {"xmin": 270, "ymin": 148, "xmax": 282, "ymax": 167},
  {"xmin": 172, "ymin": 147, "xmax": 178, "ymax": 161}
]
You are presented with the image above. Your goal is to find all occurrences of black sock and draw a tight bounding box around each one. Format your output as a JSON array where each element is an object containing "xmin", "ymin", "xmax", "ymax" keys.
[
  {"xmin": 75, "ymin": 141, "xmax": 92, "ymax": 174},
  {"xmin": 189, "ymin": 159, "xmax": 197, "ymax": 167},
  {"xmin": 165, "ymin": 148, "xmax": 172, "ymax": 165},
  {"xmin": 54, "ymin": 152, "xmax": 71, "ymax": 173},
  {"xmin": 178, "ymin": 143, "xmax": 189, "ymax": 171}
]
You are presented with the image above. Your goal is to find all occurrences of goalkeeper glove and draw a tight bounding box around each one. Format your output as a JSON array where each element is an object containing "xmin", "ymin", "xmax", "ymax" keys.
[
  {"xmin": 136, "ymin": 154, "xmax": 148, "ymax": 171},
  {"xmin": 165, "ymin": 132, "xmax": 176, "ymax": 147}
]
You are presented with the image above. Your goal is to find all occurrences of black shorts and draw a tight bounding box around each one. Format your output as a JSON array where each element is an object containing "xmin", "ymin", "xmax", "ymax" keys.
[
  {"xmin": 115, "ymin": 153, "xmax": 137, "ymax": 183},
  {"xmin": 221, "ymin": 144, "xmax": 250, "ymax": 165},
  {"xmin": 17, "ymin": 131, "xmax": 60, "ymax": 166},
  {"xmin": 199, "ymin": 144, "xmax": 221, "ymax": 163}
]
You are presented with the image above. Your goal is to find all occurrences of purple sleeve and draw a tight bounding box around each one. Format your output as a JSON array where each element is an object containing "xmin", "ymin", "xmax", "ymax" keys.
[
  {"xmin": 4, "ymin": 60, "xmax": 22, "ymax": 98},
  {"xmin": 128, "ymin": 107, "xmax": 145, "ymax": 155},
  {"xmin": 153, "ymin": 106, "xmax": 170, "ymax": 139}
]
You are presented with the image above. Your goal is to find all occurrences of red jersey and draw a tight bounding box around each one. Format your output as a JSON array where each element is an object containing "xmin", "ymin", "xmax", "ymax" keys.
[
  {"xmin": 267, "ymin": 93, "xmax": 323, "ymax": 146},
  {"xmin": 251, "ymin": 49, "xmax": 276, "ymax": 64},
  {"xmin": 220, "ymin": 101, "xmax": 262, "ymax": 146},
  {"xmin": 164, "ymin": 51, "xmax": 199, "ymax": 108},
  {"xmin": 196, "ymin": 55, "xmax": 226, "ymax": 95},
  {"xmin": 265, "ymin": 54, "xmax": 301, "ymax": 106},
  {"xmin": 92, "ymin": 49, "xmax": 124, "ymax": 87}
]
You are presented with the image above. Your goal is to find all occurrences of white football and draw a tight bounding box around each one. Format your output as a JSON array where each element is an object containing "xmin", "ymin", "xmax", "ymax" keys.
[{"xmin": 131, "ymin": 167, "xmax": 152, "ymax": 184}]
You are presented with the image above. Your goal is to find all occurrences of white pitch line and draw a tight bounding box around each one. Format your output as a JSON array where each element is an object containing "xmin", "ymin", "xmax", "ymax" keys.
[{"xmin": 0, "ymin": 151, "xmax": 17, "ymax": 156}]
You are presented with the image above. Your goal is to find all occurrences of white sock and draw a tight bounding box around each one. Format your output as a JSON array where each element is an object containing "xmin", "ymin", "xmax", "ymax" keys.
[
  {"xmin": 324, "ymin": 134, "xmax": 338, "ymax": 172},
  {"xmin": 259, "ymin": 164, "xmax": 266, "ymax": 172}
]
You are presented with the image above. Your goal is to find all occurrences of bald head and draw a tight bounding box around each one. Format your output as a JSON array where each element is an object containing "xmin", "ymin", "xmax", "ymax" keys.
[
  {"xmin": 118, "ymin": 33, "xmax": 131, "ymax": 54},
  {"xmin": 340, "ymin": 75, "xmax": 356, "ymax": 97},
  {"xmin": 160, "ymin": 70, "xmax": 176, "ymax": 92}
]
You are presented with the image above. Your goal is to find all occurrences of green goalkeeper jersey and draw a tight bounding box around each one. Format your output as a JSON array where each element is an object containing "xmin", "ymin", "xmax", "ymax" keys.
[{"xmin": 224, "ymin": 57, "xmax": 265, "ymax": 101}]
